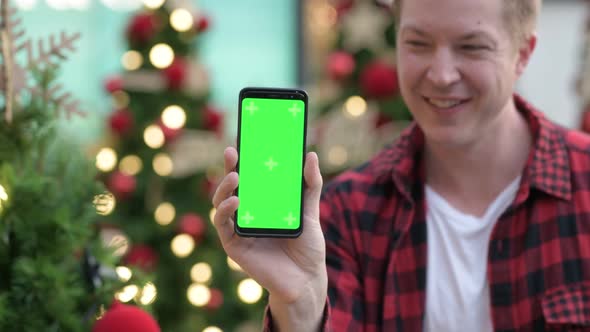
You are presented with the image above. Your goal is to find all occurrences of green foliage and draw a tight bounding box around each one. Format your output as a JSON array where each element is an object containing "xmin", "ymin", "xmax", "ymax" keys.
[{"xmin": 0, "ymin": 66, "xmax": 119, "ymax": 331}]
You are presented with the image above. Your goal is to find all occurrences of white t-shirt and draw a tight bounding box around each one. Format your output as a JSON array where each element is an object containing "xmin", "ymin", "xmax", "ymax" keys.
[{"xmin": 423, "ymin": 177, "xmax": 521, "ymax": 332}]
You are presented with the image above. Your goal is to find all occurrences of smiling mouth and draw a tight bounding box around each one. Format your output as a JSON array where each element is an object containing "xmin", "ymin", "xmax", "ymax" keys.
[{"xmin": 424, "ymin": 97, "xmax": 469, "ymax": 109}]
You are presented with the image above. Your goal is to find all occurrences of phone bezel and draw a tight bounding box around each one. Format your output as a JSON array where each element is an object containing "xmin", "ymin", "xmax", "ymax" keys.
[{"xmin": 234, "ymin": 87, "xmax": 308, "ymax": 238}]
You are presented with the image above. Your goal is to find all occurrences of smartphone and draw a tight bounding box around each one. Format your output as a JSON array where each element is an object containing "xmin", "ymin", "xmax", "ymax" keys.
[{"xmin": 235, "ymin": 87, "xmax": 308, "ymax": 237}]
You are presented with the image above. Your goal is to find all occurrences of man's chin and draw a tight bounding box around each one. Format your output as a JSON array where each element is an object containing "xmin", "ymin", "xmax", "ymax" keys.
[{"xmin": 422, "ymin": 127, "xmax": 473, "ymax": 148}]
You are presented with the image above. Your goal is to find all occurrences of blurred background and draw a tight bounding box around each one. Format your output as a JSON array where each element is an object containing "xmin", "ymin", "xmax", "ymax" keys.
[
  {"xmin": 7, "ymin": 0, "xmax": 590, "ymax": 331},
  {"xmin": 21, "ymin": 0, "xmax": 590, "ymax": 143}
]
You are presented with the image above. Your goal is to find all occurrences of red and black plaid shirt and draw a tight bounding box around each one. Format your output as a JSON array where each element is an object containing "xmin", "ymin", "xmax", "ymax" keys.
[{"xmin": 265, "ymin": 95, "xmax": 590, "ymax": 331}]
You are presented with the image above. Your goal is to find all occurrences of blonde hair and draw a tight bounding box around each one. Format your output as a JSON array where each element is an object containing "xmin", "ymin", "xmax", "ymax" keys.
[{"xmin": 391, "ymin": 0, "xmax": 542, "ymax": 44}]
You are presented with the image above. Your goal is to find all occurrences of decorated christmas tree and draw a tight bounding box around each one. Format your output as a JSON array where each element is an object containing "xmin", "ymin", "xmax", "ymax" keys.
[
  {"xmin": 305, "ymin": 0, "xmax": 410, "ymax": 175},
  {"xmin": 0, "ymin": 2, "xmax": 126, "ymax": 330},
  {"xmin": 97, "ymin": 1, "xmax": 265, "ymax": 330}
]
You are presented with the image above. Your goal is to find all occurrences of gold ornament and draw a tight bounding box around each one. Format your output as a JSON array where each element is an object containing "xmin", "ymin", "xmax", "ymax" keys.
[{"xmin": 93, "ymin": 192, "xmax": 116, "ymax": 216}]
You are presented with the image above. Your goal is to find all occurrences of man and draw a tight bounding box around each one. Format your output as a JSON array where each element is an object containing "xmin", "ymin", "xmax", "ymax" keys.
[{"xmin": 213, "ymin": 0, "xmax": 590, "ymax": 330}]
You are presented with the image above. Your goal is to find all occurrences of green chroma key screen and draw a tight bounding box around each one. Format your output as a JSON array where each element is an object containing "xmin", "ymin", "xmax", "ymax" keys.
[{"xmin": 237, "ymin": 97, "xmax": 305, "ymax": 230}]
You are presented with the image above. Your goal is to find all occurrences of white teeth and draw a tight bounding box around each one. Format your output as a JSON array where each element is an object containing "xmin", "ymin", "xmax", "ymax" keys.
[{"xmin": 427, "ymin": 98, "xmax": 462, "ymax": 109}]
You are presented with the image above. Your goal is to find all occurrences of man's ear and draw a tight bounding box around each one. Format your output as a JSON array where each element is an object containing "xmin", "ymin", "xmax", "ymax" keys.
[{"xmin": 516, "ymin": 33, "xmax": 537, "ymax": 77}]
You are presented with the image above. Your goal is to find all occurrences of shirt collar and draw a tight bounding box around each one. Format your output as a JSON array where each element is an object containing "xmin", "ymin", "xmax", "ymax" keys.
[
  {"xmin": 372, "ymin": 94, "xmax": 572, "ymax": 205},
  {"xmin": 515, "ymin": 95, "xmax": 571, "ymax": 201}
]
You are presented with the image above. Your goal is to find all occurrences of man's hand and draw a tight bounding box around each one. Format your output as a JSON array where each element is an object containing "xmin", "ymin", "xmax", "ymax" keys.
[{"xmin": 212, "ymin": 147, "xmax": 327, "ymax": 331}]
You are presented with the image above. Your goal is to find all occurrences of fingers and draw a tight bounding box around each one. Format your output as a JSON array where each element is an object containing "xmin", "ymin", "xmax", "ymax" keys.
[
  {"xmin": 213, "ymin": 146, "xmax": 238, "ymax": 210},
  {"xmin": 211, "ymin": 146, "xmax": 239, "ymax": 246},
  {"xmin": 224, "ymin": 146, "xmax": 238, "ymax": 175},
  {"xmin": 212, "ymin": 171, "xmax": 238, "ymax": 208},
  {"xmin": 303, "ymin": 152, "xmax": 323, "ymax": 219},
  {"xmin": 213, "ymin": 195, "xmax": 239, "ymax": 245}
]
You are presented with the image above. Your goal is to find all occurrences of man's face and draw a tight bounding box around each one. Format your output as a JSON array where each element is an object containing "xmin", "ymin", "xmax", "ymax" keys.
[{"xmin": 396, "ymin": 0, "xmax": 531, "ymax": 147}]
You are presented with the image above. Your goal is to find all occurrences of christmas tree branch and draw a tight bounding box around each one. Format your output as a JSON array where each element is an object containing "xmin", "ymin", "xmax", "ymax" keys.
[{"xmin": 22, "ymin": 31, "xmax": 80, "ymax": 69}]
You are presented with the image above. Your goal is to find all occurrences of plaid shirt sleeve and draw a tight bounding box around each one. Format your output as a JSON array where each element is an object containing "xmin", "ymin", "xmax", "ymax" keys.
[{"xmin": 320, "ymin": 182, "xmax": 364, "ymax": 330}]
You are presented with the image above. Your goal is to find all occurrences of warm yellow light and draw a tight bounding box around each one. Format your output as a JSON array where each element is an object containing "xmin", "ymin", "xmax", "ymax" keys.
[
  {"xmin": 121, "ymin": 50, "xmax": 143, "ymax": 71},
  {"xmin": 161, "ymin": 105, "xmax": 186, "ymax": 129},
  {"xmin": 0, "ymin": 184, "xmax": 8, "ymax": 213},
  {"xmin": 209, "ymin": 208, "xmax": 216, "ymax": 224},
  {"xmin": 154, "ymin": 202, "xmax": 175, "ymax": 226},
  {"xmin": 149, "ymin": 43, "xmax": 174, "ymax": 69},
  {"xmin": 171, "ymin": 234, "xmax": 195, "ymax": 258},
  {"xmin": 115, "ymin": 266, "xmax": 133, "ymax": 282},
  {"xmin": 143, "ymin": 0, "xmax": 164, "ymax": 10},
  {"xmin": 143, "ymin": 125, "xmax": 165, "ymax": 149},
  {"xmin": 140, "ymin": 282, "xmax": 157, "ymax": 305},
  {"xmin": 112, "ymin": 90, "xmax": 130, "ymax": 109},
  {"xmin": 93, "ymin": 192, "xmax": 116, "ymax": 216},
  {"xmin": 119, "ymin": 155, "xmax": 143, "ymax": 176},
  {"xmin": 203, "ymin": 327, "xmax": 223, "ymax": 332},
  {"xmin": 344, "ymin": 96, "xmax": 367, "ymax": 117},
  {"xmin": 328, "ymin": 146, "xmax": 348, "ymax": 166},
  {"xmin": 0, "ymin": 185, "xmax": 7, "ymax": 201},
  {"xmin": 227, "ymin": 257, "xmax": 243, "ymax": 272},
  {"xmin": 191, "ymin": 262, "xmax": 212, "ymax": 283},
  {"xmin": 187, "ymin": 284, "xmax": 211, "ymax": 307},
  {"xmin": 116, "ymin": 285, "xmax": 139, "ymax": 303},
  {"xmin": 237, "ymin": 278, "xmax": 263, "ymax": 304},
  {"xmin": 96, "ymin": 148, "xmax": 118, "ymax": 172},
  {"xmin": 153, "ymin": 153, "xmax": 173, "ymax": 176},
  {"xmin": 170, "ymin": 8, "xmax": 194, "ymax": 32}
]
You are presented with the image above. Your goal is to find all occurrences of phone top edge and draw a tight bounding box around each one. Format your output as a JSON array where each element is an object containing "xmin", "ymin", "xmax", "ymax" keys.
[{"xmin": 239, "ymin": 87, "xmax": 308, "ymax": 100}]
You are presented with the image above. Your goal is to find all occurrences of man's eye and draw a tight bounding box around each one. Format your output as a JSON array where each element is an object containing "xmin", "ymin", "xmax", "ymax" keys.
[
  {"xmin": 461, "ymin": 44, "xmax": 487, "ymax": 51},
  {"xmin": 406, "ymin": 40, "xmax": 429, "ymax": 48}
]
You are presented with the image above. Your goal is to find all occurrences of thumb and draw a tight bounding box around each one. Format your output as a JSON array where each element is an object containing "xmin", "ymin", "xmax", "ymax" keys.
[{"xmin": 303, "ymin": 152, "xmax": 323, "ymax": 219}]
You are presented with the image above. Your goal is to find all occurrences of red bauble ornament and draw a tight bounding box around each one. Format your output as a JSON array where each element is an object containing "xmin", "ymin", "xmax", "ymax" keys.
[
  {"xmin": 124, "ymin": 244, "xmax": 158, "ymax": 271},
  {"xmin": 375, "ymin": 112, "xmax": 393, "ymax": 129},
  {"xmin": 162, "ymin": 58, "xmax": 187, "ymax": 90},
  {"xmin": 104, "ymin": 76, "xmax": 123, "ymax": 93},
  {"xmin": 203, "ymin": 105, "xmax": 223, "ymax": 134},
  {"xmin": 108, "ymin": 109, "xmax": 134, "ymax": 135},
  {"xmin": 93, "ymin": 301, "xmax": 160, "ymax": 332},
  {"xmin": 126, "ymin": 13, "xmax": 157, "ymax": 45},
  {"xmin": 205, "ymin": 288, "xmax": 224, "ymax": 310},
  {"xmin": 196, "ymin": 15, "xmax": 210, "ymax": 32},
  {"xmin": 360, "ymin": 61, "xmax": 399, "ymax": 99},
  {"xmin": 157, "ymin": 120, "xmax": 182, "ymax": 143},
  {"xmin": 178, "ymin": 213, "xmax": 207, "ymax": 239},
  {"xmin": 336, "ymin": 0, "xmax": 354, "ymax": 19},
  {"xmin": 327, "ymin": 51, "xmax": 355, "ymax": 80},
  {"xmin": 107, "ymin": 171, "xmax": 136, "ymax": 200},
  {"xmin": 582, "ymin": 110, "xmax": 590, "ymax": 133}
]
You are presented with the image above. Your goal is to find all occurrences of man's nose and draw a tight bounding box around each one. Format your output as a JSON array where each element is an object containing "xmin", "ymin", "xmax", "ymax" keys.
[{"xmin": 426, "ymin": 48, "xmax": 461, "ymax": 87}]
